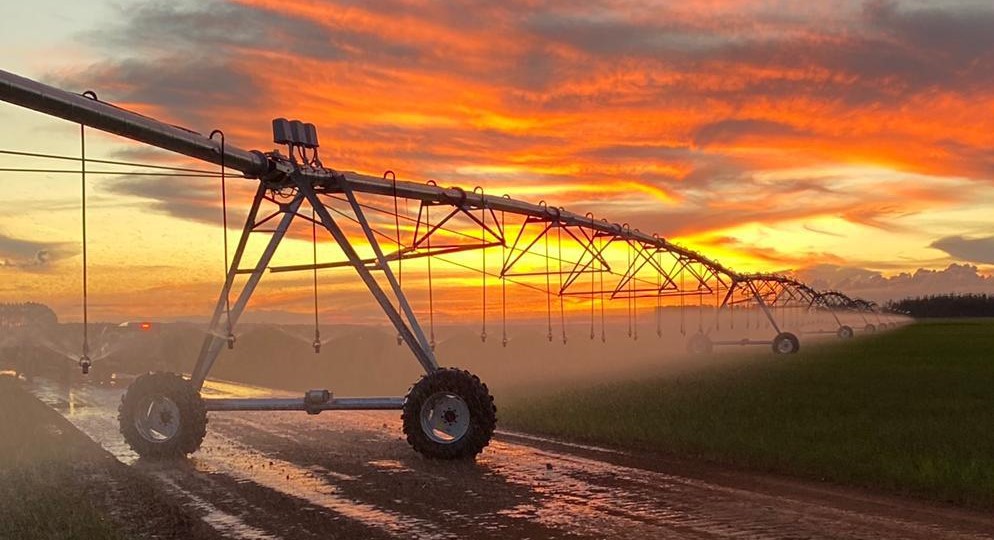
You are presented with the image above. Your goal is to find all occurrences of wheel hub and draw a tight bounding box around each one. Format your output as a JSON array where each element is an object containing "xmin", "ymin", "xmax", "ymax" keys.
[
  {"xmin": 134, "ymin": 395, "xmax": 181, "ymax": 443},
  {"xmin": 420, "ymin": 392, "xmax": 470, "ymax": 445}
]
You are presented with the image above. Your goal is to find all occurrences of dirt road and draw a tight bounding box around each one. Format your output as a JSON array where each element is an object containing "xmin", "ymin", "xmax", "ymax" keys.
[{"xmin": 26, "ymin": 377, "xmax": 994, "ymax": 539}]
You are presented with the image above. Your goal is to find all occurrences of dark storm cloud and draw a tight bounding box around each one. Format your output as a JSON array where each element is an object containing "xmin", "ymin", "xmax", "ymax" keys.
[
  {"xmin": 55, "ymin": 59, "xmax": 264, "ymax": 127},
  {"xmin": 89, "ymin": 0, "xmax": 347, "ymax": 62},
  {"xmin": 101, "ymin": 176, "xmax": 241, "ymax": 226},
  {"xmin": 524, "ymin": 1, "xmax": 993, "ymax": 101},
  {"xmin": 51, "ymin": 0, "xmax": 414, "ymax": 127},
  {"xmin": 50, "ymin": 0, "xmax": 359, "ymax": 127},
  {"xmin": 0, "ymin": 233, "xmax": 77, "ymax": 269},
  {"xmin": 693, "ymin": 119, "xmax": 804, "ymax": 148},
  {"xmin": 524, "ymin": 12, "xmax": 727, "ymax": 57},
  {"xmin": 930, "ymin": 235, "xmax": 994, "ymax": 265},
  {"xmin": 579, "ymin": 144, "xmax": 697, "ymax": 161},
  {"xmin": 865, "ymin": 0, "xmax": 994, "ymax": 64}
]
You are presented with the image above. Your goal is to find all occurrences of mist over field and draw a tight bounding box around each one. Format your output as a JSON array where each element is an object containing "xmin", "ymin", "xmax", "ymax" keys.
[{"xmin": 15, "ymin": 307, "xmax": 895, "ymax": 398}]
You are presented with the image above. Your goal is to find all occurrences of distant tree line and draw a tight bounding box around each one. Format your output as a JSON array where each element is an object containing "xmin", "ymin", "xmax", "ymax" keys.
[
  {"xmin": 0, "ymin": 302, "xmax": 58, "ymax": 330},
  {"xmin": 887, "ymin": 294, "xmax": 994, "ymax": 318}
]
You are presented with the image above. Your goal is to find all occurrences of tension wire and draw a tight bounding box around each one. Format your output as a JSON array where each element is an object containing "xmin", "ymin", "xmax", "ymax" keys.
[{"xmin": 79, "ymin": 122, "xmax": 90, "ymax": 374}]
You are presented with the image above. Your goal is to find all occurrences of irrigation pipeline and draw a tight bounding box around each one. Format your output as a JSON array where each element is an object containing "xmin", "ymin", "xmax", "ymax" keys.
[{"xmin": 0, "ymin": 68, "xmax": 890, "ymax": 341}]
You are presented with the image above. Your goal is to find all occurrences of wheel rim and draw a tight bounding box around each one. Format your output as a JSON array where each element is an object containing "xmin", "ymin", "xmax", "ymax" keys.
[
  {"xmin": 420, "ymin": 392, "xmax": 470, "ymax": 444},
  {"xmin": 777, "ymin": 338, "xmax": 795, "ymax": 353},
  {"xmin": 134, "ymin": 394, "xmax": 181, "ymax": 443}
]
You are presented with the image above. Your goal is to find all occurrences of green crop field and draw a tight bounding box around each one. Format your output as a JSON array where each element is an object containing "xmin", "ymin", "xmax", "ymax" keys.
[{"xmin": 502, "ymin": 320, "xmax": 994, "ymax": 508}]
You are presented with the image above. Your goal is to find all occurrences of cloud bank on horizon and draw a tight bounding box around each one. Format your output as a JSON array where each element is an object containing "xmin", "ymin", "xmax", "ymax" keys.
[{"xmin": 1, "ymin": 0, "xmax": 993, "ymax": 320}]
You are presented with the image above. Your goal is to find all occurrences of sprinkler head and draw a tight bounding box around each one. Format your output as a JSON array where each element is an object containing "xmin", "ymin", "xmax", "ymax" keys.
[
  {"xmin": 312, "ymin": 340, "xmax": 322, "ymax": 354},
  {"xmin": 226, "ymin": 333, "xmax": 236, "ymax": 349},
  {"xmin": 396, "ymin": 334, "xmax": 403, "ymax": 346},
  {"xmin": 79, "ymin": 355, "xmax": 91, "ymax": 375}
]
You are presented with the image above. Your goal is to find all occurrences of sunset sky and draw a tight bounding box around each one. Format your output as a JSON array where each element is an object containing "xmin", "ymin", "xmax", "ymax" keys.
[{"xmin": 1, "ymin": 0, "xmax": 993, "ymax": 324}]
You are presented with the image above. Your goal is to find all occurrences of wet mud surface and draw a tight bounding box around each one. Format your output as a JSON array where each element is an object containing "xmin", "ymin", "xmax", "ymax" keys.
[{"xmin": 28, "ymin": 377, "xmax": 994, "ymax": 539}]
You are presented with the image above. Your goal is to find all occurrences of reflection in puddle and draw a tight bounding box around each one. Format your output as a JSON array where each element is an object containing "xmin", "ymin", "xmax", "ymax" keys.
[
  {"xmin": 154, "ymin": 473, "xmax": 282, "ymax": 540},
  {"xmin": 199, "ymin": 433, "xmax": 456, "ymax": 540},
  {"xmin": 367, "ymin": 459, "xmax": 415, "ymax": 473}
]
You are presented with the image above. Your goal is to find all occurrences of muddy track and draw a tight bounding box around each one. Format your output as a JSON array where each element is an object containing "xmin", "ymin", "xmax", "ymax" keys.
[{"xmin": 27, "ymin": 378, "xmax": 994, "ymax": 539}]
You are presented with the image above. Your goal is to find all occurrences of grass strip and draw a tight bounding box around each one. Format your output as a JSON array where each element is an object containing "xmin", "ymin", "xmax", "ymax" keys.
[
  {"xmin": 0, "ymin": 376, "xmax": 123, "ymax": 539},
  {"xmin": 502, "ymin": 320, "xmax": 994, "ymax": 508}
]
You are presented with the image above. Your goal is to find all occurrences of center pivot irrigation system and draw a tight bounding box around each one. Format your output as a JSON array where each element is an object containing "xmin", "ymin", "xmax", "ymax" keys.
[{"xmin": 0, "ymin": 70, "xmax": 898, "ymax": 460}]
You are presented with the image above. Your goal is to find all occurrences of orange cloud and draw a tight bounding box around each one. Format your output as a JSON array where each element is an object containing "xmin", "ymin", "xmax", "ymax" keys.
[{"xmin": 5, "ymin": 0, "xmax": 993, "ymax": 321}]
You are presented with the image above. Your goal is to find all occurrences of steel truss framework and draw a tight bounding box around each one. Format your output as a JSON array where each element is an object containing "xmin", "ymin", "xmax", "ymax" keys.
[{"xmin": 0, "ymin": 69, "xmax": 898, "ymax": 424}]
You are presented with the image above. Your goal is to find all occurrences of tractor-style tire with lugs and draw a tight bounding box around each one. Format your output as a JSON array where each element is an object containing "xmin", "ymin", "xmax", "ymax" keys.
[
  {"xmin": 118, "ymin": 372, "xmax": 207, "ymax": 459},
  {"xmin": 402, "ymin": 368, "xmax": 496, "ymax": 460},
  {"xmin": 772, "ymin": 332, "xmax": 800, "ymax": 355}
]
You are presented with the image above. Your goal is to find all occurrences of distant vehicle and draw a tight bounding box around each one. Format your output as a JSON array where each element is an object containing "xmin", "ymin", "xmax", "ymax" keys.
[{"xmin": 89, "ymin": 321, "xmax": 175, "ymax": 383}]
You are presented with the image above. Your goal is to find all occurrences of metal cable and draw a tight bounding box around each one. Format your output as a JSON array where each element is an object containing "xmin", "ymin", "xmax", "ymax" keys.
[
  {"xmin": 590, "ymin": 239, "xmax": 596, "ymax": 340},
  {"xmin": 79, "ymin": 124, "xmax": 90, "ymax": 368},
  {"xmin": 715, "ymin": 279, "xmax": 721, "ymax": 331},
  {"xmin": 680, "ymin": 270, "xmax": 686, "ymax": 336},
  {"xmin": 599, "ymin": 235, "xmax": 606, "ymax": 342},
  {"xmin": 632, "ymin": 245, "xmax": 637, "ymax": 341},
  {"xmin": 557, "ymin": 224, "xmax": 566, "ymax": 344},
  {"xmin": 426, "ymin": 204, "xmax": 435, "ymax": 351},
  {"xmin": 209, "ymin": 130, "xmax": 233, "ymax": 346},
  {"xmin": 501, "ymin": 208, "xmax": 508, "ymax": 347},
  {"xmin": 656, "ymin": 250, "xmax": 662, "ymax": 338},
  {"xmin": 312, "ymin": 208, "xmax": 320, "ymax": 353},
  {"xmin": 0, "ymin": 168, "xmax": 222, "ymax": 177},
  {"xmin": 627, "ymin": 240, "xmax": 633, "ymax": 339},
  {"xmin": 479, "ymin": 188, "xmax": 487, "ymax": 342},
  {"xmin": 545, "ymin": 225, "xmax": 552, "ymax": 342},
  {"xmin": 0, "ymin": 148, "xmax": 227, "ymax": 174},
  {"xmin": 389, "ymin": 171, "xmax": 403, "ymax": 346}
]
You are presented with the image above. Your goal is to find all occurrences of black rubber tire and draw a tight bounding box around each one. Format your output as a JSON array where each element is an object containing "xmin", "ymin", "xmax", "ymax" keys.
[
  {"xmin": 837, "ymin": 325, "xmax": 854, "ymax": 340},
  {"xmin": 686, "ymin": 333, "xmax": 713, "ymax": 355},
  {"xmin": 118, "ymin": 372, "xmax": 207, "ymax": 459},
  {"xmin": 402, "ymin": 368, "xmax": 496, "ymax": 460},
  {"xmin": 772, "ymin": 332, "xmax": 800, "ymax": 355},
  {"xmin": 864, "ymin": 324, "xmax": 876, "ymax": 333}
]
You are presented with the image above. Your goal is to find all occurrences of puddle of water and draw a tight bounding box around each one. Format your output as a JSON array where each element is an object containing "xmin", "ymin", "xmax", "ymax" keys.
[
  {"xmin": 367, "ymin": 459, "xmax": 415, "ymax": 473},
  {"xmin": 202, "ymin": 379, "xmax": 296, "ymax": 399},
  {"xmin": 154, "ymin": 473, "xmax": 283, "ymax": 540},
  {"xmin": 26, "ymin": 376, "xmax": 975, "ymax": 540},
  {"xmin": 496, "ymin": 429, "xmax": 628, "ymax": 456},
  {"xmin": 199, "ymin": 432, "xmax": 458, "ymax": 540}
]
